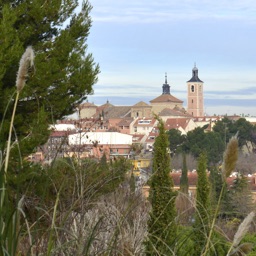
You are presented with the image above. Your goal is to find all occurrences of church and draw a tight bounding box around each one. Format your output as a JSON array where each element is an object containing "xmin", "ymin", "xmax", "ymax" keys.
[{"xmin": 79, "ymin": 65, "xmax": 204, "ymax": 120}]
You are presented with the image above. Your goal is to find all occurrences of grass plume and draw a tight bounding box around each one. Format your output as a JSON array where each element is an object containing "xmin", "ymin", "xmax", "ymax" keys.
[
  {"xmin": 222, "ymin": 135, "xmax": 238, "ymax": 179},
  {"xmin": 4, "ymin": 46, "xmax": 35, "ymax": 175},
  {"xmin": 232, "ymin": 211, "xmax": 255, "ymax": 248},
  {"xmin": 16, "ymin": 46, "xmax": 35, "ymax": 92},
  {"xmin": 203, "ymin": 135, "xmax": 239, "ymax": 255}
]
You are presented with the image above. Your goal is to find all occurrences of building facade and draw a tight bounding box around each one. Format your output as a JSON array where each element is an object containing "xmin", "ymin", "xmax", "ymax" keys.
[
  {"xmin": 150, "ymin": 74, "xmax": 183, "ymax": 114},
  {"xmin": 187, "ymin": 65, "xmax": 204, "ymax": 117}
]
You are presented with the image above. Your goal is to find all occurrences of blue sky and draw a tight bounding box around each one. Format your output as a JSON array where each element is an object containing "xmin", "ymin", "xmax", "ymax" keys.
[{"xmin": 84, "ymin": 1, "xmax": 256, "ymax": 116}]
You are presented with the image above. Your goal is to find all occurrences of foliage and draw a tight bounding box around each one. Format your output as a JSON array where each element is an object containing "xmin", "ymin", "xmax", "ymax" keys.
[
  {"xmin": 176, "ymin": 154, "xmax": 192, "ymax": 225},
  {"xmin": 168, "ymin": 128, "xmax": 185, "ymax": 155},
  {"xmin": 172, "ymin": 153, "xmax": 197, "ymax": 171},
  {"xmin": 170, "ymin": 117, "xmax": 256, "ymax": 167},
  {"xmin": 0, "ymin": 0, "xmax": 99, "ymax": 158},
  {"xmin": 170, "ymin": 126, "xmax": 224, "ymax": 165},
  {"xmin": 193, "ymin": 152, "xmax": 210, "ymax": 255},
  {"xmin": 213, "ymin": 117, "xmax": 256, "ymax": 151},
  {"xmin": 209, "ymin": 166, "xmax": 227, "ymax": 211},
  {"xmin": 180, "ymin": 153, "xmax": 188, "ymax": 194},
  {"xmin": 183, "ymin": 127, "xmax": 225, "ymax": 165},
  {"xmin": 241, "ymin": 233, "xmax": 256, "ymax": 256},
  {"xmin": 224, "ymin": 175, "xmax": 254, "ymax": 218},
  {"xmin": 145, "ymin": 118, "xmax": 177, "ymax": 255}
]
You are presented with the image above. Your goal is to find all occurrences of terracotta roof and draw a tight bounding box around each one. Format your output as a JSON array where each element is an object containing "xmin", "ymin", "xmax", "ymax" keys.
[
  {"xmin": 150, "ymin": 94, "xmax": 183, "ymax": 103},
  {"xmin": 132, "ymin": 101, "xmax": 150, "ymax": 107},
  {"xmin": 171, "ymin": 172, "xmax": 256, "ymax": 191},
  {"xmin": 97, "ymin": 101, "xmax": 114, "ymax": 113},
  {"xmin": 132, "ymin": 134, "xmax": 145, "ymax": 143},
  {"xmin": 171, "ymin": 172, "xmax": 198, "ymax": 186},
  {"xmin": 79, "ymin": 102, "xmax": 97, "ymax": 109},
  {"xmin": 94, "ymin": 106, "xmax": 131, "ymax": 119},
  {"xmin": 117, "ymin": 118, "xmax": 133, "ymax": 126},
  {"xmin": 165, "ymin": 118, "xmax": 192, "ymax": 130},
  {"xmin": 145, "ymin": 135, "xmax": 156, "ymax": 142},
  {"xmin": 159, "ymin": 108, "xmax": 190, "ymax": 117},
  {"xmin": 50, "ymin": 131, "xmax": 70, "ymax": 137}
]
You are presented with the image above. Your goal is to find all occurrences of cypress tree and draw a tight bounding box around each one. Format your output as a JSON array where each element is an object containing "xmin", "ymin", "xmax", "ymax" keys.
[
  {"xmin": 180, "ymin": 153, "xmax": 189, "ymax": 194},
  {"xmin": 193, "ymin": 152, "xmax": 210, "ymax": 255},
  {"xmin": 178, "ymin": 153, "xmax": 190, "ymax": 224},
  {"xmin": 0, "ymin": 0, "xmax": 99, "ymax": 158},
  {"xmin": 145, "ymin": 117, "xmax": 177, "ymax": 255}
]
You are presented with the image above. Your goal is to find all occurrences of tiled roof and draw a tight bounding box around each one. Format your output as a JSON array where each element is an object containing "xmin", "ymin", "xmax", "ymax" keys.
[
  {"xmin": 50, "ymin": 131, "xmax": 70, "ymax": 137},
  {"xmin": 165, "ymin": 118, "xmax": 192, "ymax": 130},
  {"xmin": 94, "ymin": 106, "xmax": 131, "ymax": 119},
  {"xmin": 117, "ymin": 118, "xmax": 133, "ymax": 126},
  {"xmin": 97, "ymin": 102, "xmax": 114, "ymax": 113},
  {"xmin": 150, "ymin": 94, "xmax": 183, "ymax": 103},
  {"xmin": 132, "ymin": 134, "xmax": 145, "ymax": 143},
  {"xmin": 159, "ymin": 108, "xmax": 191, "ymax": 117},
  {"xmin": 171, "ymin": 172, "xmax": 256, "ymax": 191},
  {"xmin": 79, "ymin": 102, "xmax": 97, "ymax": 108},
  {"xmin": 145, "ymin": 132, "xmax": 157, "ymax": 142},
  {"xmin": 171, "ymin": 172, "xmax": 198, "ymax": 186},
  {"xmin": 187, "ymin": 76, "xmax": 203, "ymax": 83},
  {"xmin": 132, "ymin": 101, "xmax": 150, "ymax": 107}
]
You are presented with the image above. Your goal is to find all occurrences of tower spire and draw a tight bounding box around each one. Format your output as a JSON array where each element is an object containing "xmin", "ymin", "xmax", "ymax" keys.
[{"xmin": 162, "ymin": 72, "xmax": 170, "ymax": 95}]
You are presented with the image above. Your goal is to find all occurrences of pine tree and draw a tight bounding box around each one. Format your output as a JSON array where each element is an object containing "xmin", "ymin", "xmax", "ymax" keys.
[
  {"xmin": 145, "ymin": 117, "xmax": 177, "ymax": 255},
  {"xmin": 0, "ymin": 0, "xmax": 99, "ymax": 158},
  {"xmin": 193, "ymin": 152, "xmax": 210, "ymax": 255}
]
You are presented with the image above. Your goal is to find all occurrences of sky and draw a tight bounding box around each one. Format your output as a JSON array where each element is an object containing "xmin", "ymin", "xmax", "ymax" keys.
[{"xmin": 83, "ymin": 0, "xmax": 256, "ymax": 117}]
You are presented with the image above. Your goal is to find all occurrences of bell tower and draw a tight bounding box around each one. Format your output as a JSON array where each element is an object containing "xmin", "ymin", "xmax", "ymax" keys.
[
  {"xmin": 162, "ymin": 73, "xmax": 170, "ymax": 94},
  {"xmin": 187, "ymin": 64, "xmax": 204, "ymax": 117}
]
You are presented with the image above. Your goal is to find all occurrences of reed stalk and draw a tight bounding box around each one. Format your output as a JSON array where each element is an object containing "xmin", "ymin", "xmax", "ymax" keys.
[
  {"xmin": 202, "ymin": 135, "xmax": 238, "ymax": 256},
  {"xmin": 0, "ymin": 46, "xmax": 34, "ymax": 255}
]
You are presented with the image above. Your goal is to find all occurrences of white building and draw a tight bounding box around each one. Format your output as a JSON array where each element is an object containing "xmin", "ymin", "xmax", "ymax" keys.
[{"xmin": 68, "ymin": 132, "xmax": 133, "ymax": 146}]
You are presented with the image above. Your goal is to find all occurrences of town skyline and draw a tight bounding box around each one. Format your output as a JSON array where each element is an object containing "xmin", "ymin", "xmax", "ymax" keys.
[{"xmin": 81, "ymin": 1, "xmax": 256, "ymax": 117}]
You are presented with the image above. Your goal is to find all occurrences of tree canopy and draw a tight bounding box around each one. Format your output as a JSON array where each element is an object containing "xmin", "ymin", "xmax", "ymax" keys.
[
  {"xmin": 213, "ymin": 117, "xmax": 256, "ymax": 151},
  {"xmin": 168, "ymin": 117, "xmax": 256, "ymax": 166},
  {"xmin": 0, "ymin": 0, "xmax": 99, "ymax": 157}
]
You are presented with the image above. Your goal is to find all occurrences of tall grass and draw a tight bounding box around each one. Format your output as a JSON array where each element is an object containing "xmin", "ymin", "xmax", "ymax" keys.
[
  {"xmin": 1, "ymin": 47, "xmax": 255, "ymax": 255},
  {"xmin": 0, "ymin": 46, "xmax": 34, "ymax": 255}
]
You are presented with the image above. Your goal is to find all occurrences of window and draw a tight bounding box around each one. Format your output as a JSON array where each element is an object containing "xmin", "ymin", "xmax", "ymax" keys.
[
  {"xmin": 191, "ymin": 85, "xmax": 195, "ymax": 92},
  {"xmin": 192, "ymin": 99, "xmax": 193, "ymax": 103}
]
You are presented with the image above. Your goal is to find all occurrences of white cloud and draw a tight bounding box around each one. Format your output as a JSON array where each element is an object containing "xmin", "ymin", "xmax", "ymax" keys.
[{"xmin": 89, "ymin": 1, "xmax": 256, "ymax": 24}]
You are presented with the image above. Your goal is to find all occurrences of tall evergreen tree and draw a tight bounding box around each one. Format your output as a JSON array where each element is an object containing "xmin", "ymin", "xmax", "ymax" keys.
[
  {"xmin": 209, "ymin": 166, "xmax": 224, "ymax": 207},
  {"xmin": 177, "ymin": 153, "xmax": 190, "ymax": 225},
  {"xmin": 193, "ymin": 152, "xmax": 210, "ymax": 255},
  {"xmin": 0, "ymin": 0, "xmax": 99, "ymax": 158},
  {"xmin": 145, "ymin": 117, "xmax": 177, "ymax": 255},
  {"xmin": 180, "ymin": 153, "xmax": 188, "ymax": 194}
]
